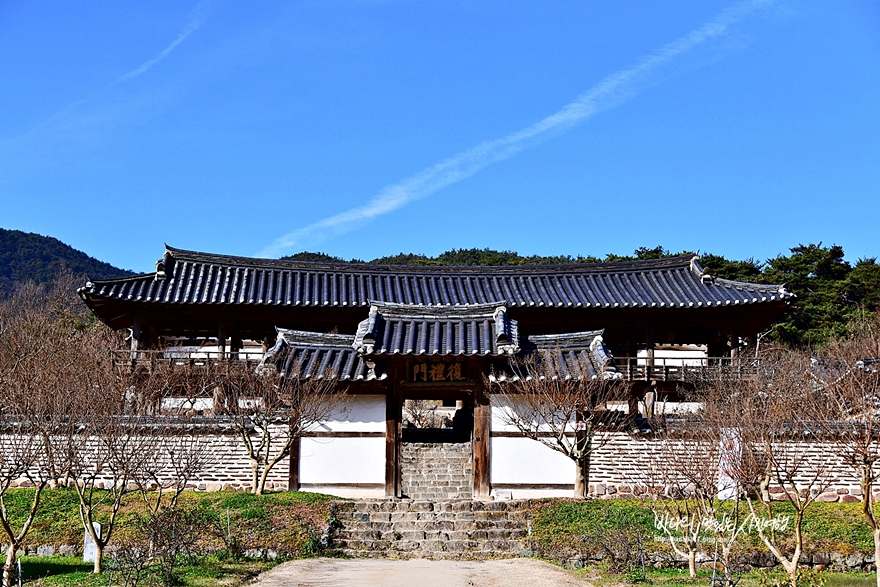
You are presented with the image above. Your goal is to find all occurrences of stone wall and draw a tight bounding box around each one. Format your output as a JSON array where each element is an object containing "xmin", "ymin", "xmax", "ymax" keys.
[
  {"xmin": 400, "ymin": 442, "xmax": 472, "ymax": 500},
  {"xmin": 6, "ymin": 428, "xmax": 875, "ymax": 502},
  {"xmin": 586, "ymin": 433, "xmax": 867, "ymax": 503},
  {"xmin": 9, "ymin": 430, "xmax": 290, "ymax": 492}
]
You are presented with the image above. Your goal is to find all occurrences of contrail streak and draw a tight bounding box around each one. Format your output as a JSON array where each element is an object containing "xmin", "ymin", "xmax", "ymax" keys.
[
  {"xmin": 3, "ymin": 1, "xmax": 208, "ymax": 146},
  {"xmin": 258, "ymin": 0, "xmax": 772, "ymax": 259},
  {"xmin": 118, "ymin": 2, "xmax": 207, "ymax": 82}
]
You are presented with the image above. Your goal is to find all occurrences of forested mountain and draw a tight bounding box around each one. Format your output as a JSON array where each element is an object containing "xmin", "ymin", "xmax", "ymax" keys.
[
  {"xmin": 701, "ymin": 244, "xmax": 880, "ymax": 346},
  {"xmin": 0, "ymin": 228, "xmax": 133, "ymax": 296},
  {"xmin": 286, "ymin": 244, "xmax": 880, "ymax": 347},
  {"xmin": 283, "ymin": 245, "xmax": 684, "ymax": 266}
]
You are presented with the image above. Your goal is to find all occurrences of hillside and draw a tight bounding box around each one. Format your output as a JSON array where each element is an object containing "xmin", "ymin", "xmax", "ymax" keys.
[{"xmin": 0, "ymin": 228, "xmax": 133, "ymax": 295}]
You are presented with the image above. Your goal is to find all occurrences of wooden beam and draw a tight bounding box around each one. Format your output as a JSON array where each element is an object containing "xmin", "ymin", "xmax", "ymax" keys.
[
  {"xmin": 491, "ymin": 483, "xmax": 574, "ymax": 490},
  {"xmin": 473, "ymin": 384, "xmax": 491, "ymax": 498},
  {"xmin": 304, "ymin": 431, "xmax": 385, "ymax": 438},
  {"xmin": 288, "ymin": 436, "xmax": 300, "ymax": 492},
  {"xmin": 385, "ymin": 388, "xmax": 401, "ymax": 497}
]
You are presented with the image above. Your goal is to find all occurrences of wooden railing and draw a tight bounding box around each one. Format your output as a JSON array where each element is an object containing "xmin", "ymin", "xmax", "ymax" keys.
[
  {"xmin": 116, "ymin": 350, "xmax": 756, "ymax": 382},
  {"xmin": 113, "ymin": 349, "xmax": 266, "ymax": 368},
  {"xmin": 612, "ymin": 356, "xmax": 759, "ymax": 382}
]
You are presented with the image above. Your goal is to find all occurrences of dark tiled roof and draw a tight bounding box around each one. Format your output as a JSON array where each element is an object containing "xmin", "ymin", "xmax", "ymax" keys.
[
  {"xmin": 353, "ymin": 302, "xmax": 519, "ymax": 356},
  {"xmin": 263, "ymin": 308, "xmax": 619, "ymax": 381},
  {"xmin": 265, "ymin": 329, "xmax": 385, "ymax": 381},
  {"xmin": 79, "ymin": 246, "xmax": 793, "ymax": 309},
  {"xmin": 493, "ymin": 330, "xmax": 622, "ymax": 381}
]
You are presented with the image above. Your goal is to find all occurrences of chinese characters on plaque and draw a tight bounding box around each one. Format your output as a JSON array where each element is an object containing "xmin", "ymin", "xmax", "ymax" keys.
[{"xmin": 409, "ymin": 361, "xmax": 468, "ymax": 383}]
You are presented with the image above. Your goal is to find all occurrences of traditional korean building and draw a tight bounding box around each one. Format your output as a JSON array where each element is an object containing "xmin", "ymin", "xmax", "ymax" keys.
[{"xmin": 79, "ymin": 246, "xmax": 793, "ymax": 499}]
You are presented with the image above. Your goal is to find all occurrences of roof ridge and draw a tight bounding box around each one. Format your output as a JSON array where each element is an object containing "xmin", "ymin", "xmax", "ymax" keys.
[
  {"xmin": 711, "ymin": 275, "xmax": 790, "ymax": 294},
  {"xmin": 164, "ymin": 245, "xmax": 697, "ymax": 274},
  {"xmin": 526, "ymin": 329, "xmax": 606, "ymax": 341},
  {"xmin": 370, "ymin": 300, "xmax": 507, "ymax": 318},
  {"xmin": 688, "ymin": 255, "xmax": 789, "ymax": 294},
  {"xmin": 277, "ymin": 329, "xmax": 355, "ymax": 347}
]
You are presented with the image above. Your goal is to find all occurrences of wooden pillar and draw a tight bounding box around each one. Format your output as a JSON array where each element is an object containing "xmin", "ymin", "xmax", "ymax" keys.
[
  {"xmin": 644, "ymin": 383, "xmax": 657, "ymax": 419},
  {"xmin": 729, "ymin": 324, "xmax": 740, "ymax": 360},
  {"xmin": 707, "ymin": 331, "xmax": 724, "ymax": 362},
  {"xmin": 217, "ymin": 324, "xmax": 227, "ymax": 359},
  {"xmin": 288, "ymin": 437, "xmax": 300, "ymax": 492},
  {"xmin": 645, "ymin": 328, "xmax": 655, "ymax": 366},
  {"xmin": 130, "ymin": 318, "xmax": 142, "ymax": 360},
  {"xmin": 627, "ymin": 383, "xmax": 640, "ymax": 416},
  {"xmin": 385, "ymin": 387, "xmax": 401, "ymax": 497},
  {"xmin": 473, "ymin": 384, "xmax": 491, "ymax": 499}
]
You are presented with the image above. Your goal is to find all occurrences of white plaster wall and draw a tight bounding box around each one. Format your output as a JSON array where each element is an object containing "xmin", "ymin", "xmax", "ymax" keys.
[
  {"xmin": 637, "ymin": 346, "xmax": 707, "ymax": 366},
  {"xmin": 299, "ymin": 437, "xmax": 385, "ymax": 484},
  {"xmin": 490, "ymin": 396, "xmax": 573, "ymax": 433},
  {"xmin": 490, "ymin": 436, "xmax": 573, "ymax": 485},
  {"xmin": 161, "ymin": 397, "xmax": 214, "ymax": 411},
  {"xmin": 309, "ymin": 395, "xmax": 385, "ymax": 433}
]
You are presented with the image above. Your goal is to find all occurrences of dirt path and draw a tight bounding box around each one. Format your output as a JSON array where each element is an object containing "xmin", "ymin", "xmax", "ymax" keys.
[{"xmin": 252, "ymin": 558, "xmax": 591, "ymax": 587}]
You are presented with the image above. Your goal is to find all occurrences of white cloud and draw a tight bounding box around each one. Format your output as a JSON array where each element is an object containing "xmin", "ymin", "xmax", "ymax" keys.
[{"xmin": 258, "ymin": 0, "xmax": 773, "ymax": 258}]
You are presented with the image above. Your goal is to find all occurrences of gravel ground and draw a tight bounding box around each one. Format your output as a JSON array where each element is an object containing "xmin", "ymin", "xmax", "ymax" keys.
[{"xmin": 252, "ymin": 558, "xmax": 592, "ymax": 587}]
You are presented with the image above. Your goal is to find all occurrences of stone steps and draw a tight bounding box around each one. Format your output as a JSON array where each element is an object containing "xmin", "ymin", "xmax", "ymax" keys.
[{"xmin": 327, "ymin": 499, "xmax": 535, "ymax": 559}]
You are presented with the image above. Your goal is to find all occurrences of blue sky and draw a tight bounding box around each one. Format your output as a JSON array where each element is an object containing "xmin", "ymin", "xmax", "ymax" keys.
[{"xmin": 2, "ymin": 1, "xmax": 879, "ymax": 273}]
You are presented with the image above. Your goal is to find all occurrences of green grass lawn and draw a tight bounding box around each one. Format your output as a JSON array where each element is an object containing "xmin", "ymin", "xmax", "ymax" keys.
[
  {"xmin": 578, "ymin": 566, "xmax": 878, "ymax": 587},
  {"xmin": 22, "ymin": 555, "xmax": 277, "ymax": 586}
]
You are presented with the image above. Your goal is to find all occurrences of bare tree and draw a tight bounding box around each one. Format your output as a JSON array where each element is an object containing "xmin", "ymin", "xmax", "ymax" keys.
[
  {"xmin": 705, "ymin": 351, "xmax": 833, "ymax": 587},
  {"xmin": 812, "ymin": 313, "xmax": 880, "ymax": 587},
  {"xmin": 218, "ymin": 361, "xmax": 346, "ymax": 495},
  {"xmin": 636, "ymin": 417, "xmax": 720, "ymax": 578},
  {"xmin": 487, "ymin": 349, "xmax": 629, "ymax": 499},
  {"xmin": 404, "ymin": 399, "xmax": 443, "ymax": 428},
  {"xmin": 0, "ymin": 281, "xmax": 85, "ymax": 587},
  {"xmin": 0, "ymin": 276, "xmax": 88, "ymax": 489},
  {"xmin": 66, "ymin": 328, "xmax": 158, "ymax": 574},
  {"xmin": 697, "ymin": 392, "xmax": 752, "ymax": 586},
  {"xmin": 134, "ymin": 363, "xmax": 217, "ymax": 514}
]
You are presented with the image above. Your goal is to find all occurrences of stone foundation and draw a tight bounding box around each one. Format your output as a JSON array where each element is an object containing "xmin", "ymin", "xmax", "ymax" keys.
[
  {"xmin": 587, "ymin": 482, "xmax": 867, "ymax": 503},
  {"xmin": 400, "ymin": 442, "xmax": 472, "ymax": 500}
]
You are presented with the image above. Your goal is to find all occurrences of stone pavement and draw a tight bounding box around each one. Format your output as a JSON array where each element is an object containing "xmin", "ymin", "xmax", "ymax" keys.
[{"xmin": 252, "ymin": 558, "xmax": 591, "ymax": 587}]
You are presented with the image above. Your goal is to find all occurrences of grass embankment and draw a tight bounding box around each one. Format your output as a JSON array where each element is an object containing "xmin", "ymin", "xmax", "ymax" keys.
[
  {"xmin": 530, "ymin": 499, "xmax": 879, "ymax": 586},
  {"xmin": 531, "ymin": 499, "xmax": 876, "ymax": 560},
  {"xmin": 12, "ymin": 493, "xmax": 880, "ymax": 585},
  {"xmin": 2, "ymin": 488, "xmax": 336, "ymax": 586},
  {"xmin": 4, "ymin": 488, "xmax": 334, "ymax": 555}
]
